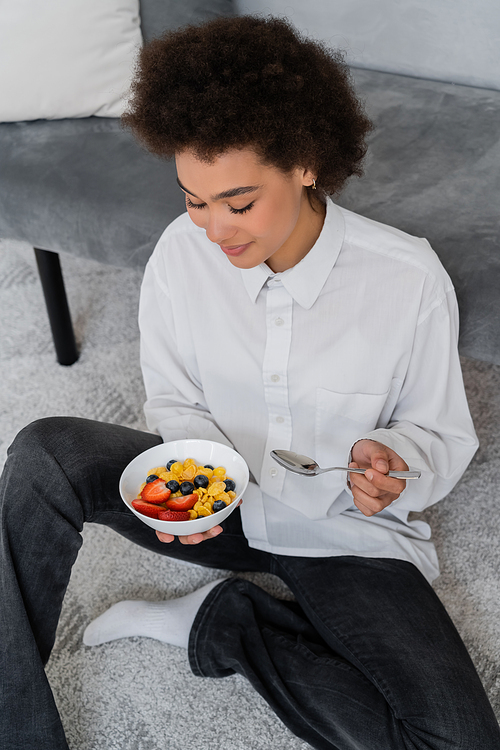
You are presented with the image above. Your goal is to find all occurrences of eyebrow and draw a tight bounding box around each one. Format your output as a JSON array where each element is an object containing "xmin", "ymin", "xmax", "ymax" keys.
[{"xmin": 176, "ymin": 177, "xmax": 261, "ymax": 201}]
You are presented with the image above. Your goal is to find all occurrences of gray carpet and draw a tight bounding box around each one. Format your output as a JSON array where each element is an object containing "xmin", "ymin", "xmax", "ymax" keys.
[{"xmin": 1, "ymin": 237, "xmax": 499, "ymax": 748}]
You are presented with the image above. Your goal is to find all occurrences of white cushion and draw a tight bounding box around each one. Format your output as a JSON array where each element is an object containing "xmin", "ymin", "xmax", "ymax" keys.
[{"xmin": 0, "ymin": 0, "xmax": 143, "ymax": 121}]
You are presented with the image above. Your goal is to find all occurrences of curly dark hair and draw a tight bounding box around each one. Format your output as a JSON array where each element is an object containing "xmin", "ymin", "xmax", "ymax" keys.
[{"xmin": 123, "ymin": 15, "xmax": 372, "ymax": 195}]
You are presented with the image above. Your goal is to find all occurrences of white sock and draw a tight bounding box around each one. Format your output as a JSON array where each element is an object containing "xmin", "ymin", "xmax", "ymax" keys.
[{"xmin": 83, "ymin": 578, "xmax": 226, "ymax": 649}]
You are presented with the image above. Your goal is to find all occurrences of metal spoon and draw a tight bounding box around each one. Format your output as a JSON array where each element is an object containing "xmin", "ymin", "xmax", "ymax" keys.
[{"xmin": 270, "ymin": 449, "xmax": 421, "ymax": 479}]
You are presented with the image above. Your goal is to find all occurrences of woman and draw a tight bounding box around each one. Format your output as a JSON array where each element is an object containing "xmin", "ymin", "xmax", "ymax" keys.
[{"xmin": 1, "ymin": 15, "xmax": 499, "ymax": 750}]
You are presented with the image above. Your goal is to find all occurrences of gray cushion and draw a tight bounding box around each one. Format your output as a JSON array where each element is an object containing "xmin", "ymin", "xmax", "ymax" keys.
[
  {"xmin": 0, "ymin": 117, "xmax": 184, "ymax": 267},
  {"xmin": 140, "ymin": 0, "xmax": 234, "ymax": 43}
]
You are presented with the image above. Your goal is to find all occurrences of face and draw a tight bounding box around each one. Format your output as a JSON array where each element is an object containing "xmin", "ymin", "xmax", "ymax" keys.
[{"xmin": 175, "ymin": 148, "xmax": 324, "ymax": 273}]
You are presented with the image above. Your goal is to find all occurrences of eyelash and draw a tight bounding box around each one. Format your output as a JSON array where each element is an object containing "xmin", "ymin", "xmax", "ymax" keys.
[{"xmin": 185, "ymin": 196, "xmax": 255, "ymax": 215}]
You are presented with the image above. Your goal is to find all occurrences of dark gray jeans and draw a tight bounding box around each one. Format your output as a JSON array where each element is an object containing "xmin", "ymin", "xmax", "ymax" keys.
[{"xmin": 1, "ymin": 417, "xmax": 499, "ymax": 749}]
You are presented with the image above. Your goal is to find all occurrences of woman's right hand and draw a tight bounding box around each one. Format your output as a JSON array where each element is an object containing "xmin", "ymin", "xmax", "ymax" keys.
[{"xmin": 156, "ymin": 498, "xmax": 240, "ymax": 544}]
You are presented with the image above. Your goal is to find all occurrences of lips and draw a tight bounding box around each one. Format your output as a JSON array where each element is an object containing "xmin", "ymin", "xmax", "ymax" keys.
[{"xmin": 219, "ymin": 242, "xmax": 252, "ymax": 257}]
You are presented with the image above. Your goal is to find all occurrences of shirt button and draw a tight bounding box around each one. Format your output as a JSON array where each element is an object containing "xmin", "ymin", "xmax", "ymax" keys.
[
  {"xmin": 275, "ymin": 317, "xmax": 284, "ymax": 326},
  {"xmin": 276, "ymin": 416, "xmax": 284, "ymax": 423},
  {"xmin": 270, "ymin": 468, "xmax": 278, "ymax": 477},
  {"xmin": 271, "ymin": 374, "xmax": 280, "ymax": 383}
]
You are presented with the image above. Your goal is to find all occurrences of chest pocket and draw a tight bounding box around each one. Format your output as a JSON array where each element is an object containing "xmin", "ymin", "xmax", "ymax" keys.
[{"xmin": 314, "ymin": 387, "xmax": 391, "ymax": 503}]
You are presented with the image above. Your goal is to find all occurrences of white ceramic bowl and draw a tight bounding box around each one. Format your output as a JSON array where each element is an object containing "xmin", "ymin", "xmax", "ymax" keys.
[{"xmin": 119, "ymin": 439, "xmax": 249, "ymax": 535}]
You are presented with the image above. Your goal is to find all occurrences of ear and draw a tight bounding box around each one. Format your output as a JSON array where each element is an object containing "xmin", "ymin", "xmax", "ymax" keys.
[{"xmin": 301, "ymin": 167, "xmax": 317, "ymax": 188}]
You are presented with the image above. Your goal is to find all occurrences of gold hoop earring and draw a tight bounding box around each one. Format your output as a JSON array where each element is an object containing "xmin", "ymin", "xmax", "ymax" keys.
[{"xmin": 311, "ymin": 179, "xmax": 317, "ymax": 190}]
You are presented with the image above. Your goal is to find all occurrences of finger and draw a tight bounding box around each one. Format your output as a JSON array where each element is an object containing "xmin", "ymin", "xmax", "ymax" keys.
[
  {"xmin": 205, "ymin": 525, "xmax": 223, "ymax": 540},
  {"xmin": 346, "ymin": 461, "xmax": 362, "ymax": 491},
  {"xmin": 351, "ymin": 486, "xmax": 395, "ymax": 517},
  {"xmin": 349, "ymin": 462, "xmax": 405, "ymax": 497},
  {"xmin": 156, "ymin": 531, "xmax": 175, "ymax": 543},
  {"xmin": 349, "ymin": 463, "xmax": 402, "ymax": 512},
  {"xmin": 370, "ymin": 452, "xmax": 390, "ymax": 475},
  {"xmin": 354, "ymin": 441, "xmax": 409, "ymax": 473},
  {"xmin": 364, "ymin": 468, "xmax": 406, "ymax": 496},
  {"xmin": 179, "ymin": 533, "xmax": 204, "ymax": 545},
  {"xmin": 349, "ymin": 468, "xmax": 384, "ymax": 498},
  {"xmin": 179, "ymin": 525, "xmax": 223, "ymax": 545},
  {"xmin": 370, "ymin": 448, "xmax": 408, "ymax": 474},
  {"xmin": 348, "ymin": 463, "xmax": 392, "ymax": 498}
]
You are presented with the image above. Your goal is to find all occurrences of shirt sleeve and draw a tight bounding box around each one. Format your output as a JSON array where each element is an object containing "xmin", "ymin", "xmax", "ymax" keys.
[
  {"xmin": 138, "ymin": 252, "xmax": 234, "ymax": 448},
  {"xmin": 353, "ymin": 286, "xmax": 478, "ymax": 513}
]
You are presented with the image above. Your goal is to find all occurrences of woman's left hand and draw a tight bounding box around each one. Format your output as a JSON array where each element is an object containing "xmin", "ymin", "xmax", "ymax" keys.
[{"xmin": 349, "ymin": 439, "xmax": 408, "ymax": 516}]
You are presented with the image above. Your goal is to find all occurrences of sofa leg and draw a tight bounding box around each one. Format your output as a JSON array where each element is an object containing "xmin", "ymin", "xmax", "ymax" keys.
[{"xmin": 34, "ymin": 248, "xmax": 79, "ymax": 365}]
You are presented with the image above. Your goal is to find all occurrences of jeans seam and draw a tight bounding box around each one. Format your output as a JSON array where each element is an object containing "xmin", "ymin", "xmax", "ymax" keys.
[{"xmin": 38, "ymin": 447, "xmax": 87, "ymax": 531}]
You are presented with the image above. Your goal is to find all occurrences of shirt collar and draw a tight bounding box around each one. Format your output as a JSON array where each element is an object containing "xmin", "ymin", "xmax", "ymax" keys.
[{"xmin": 240, "ymin": 199, "xmax": 345, "ymax": 309}]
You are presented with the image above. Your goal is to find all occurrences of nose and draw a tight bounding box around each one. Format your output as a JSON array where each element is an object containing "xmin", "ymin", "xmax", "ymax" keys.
[{"xmin": 205, "ymin": 210, "xmax": 236, "ymax": 245}]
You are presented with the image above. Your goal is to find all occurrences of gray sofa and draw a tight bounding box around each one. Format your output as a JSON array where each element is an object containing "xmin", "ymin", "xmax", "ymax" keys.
[{"xmin": 1, "ymin": 0, "xmax": 499, "ymax": 365}]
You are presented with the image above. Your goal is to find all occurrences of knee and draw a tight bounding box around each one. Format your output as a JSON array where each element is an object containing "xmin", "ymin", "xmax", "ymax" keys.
[
  {"xmin": 4, "ymin": 417, "xmax": 97, "ymax": 496},
  {"xmin": 1, "ymin": 418, "xmax": 84, "ymax": 520},
  {"xmin": 7, "ymin": 417, "xmax": 85, "ymax": 464},
  {"xmin": 13, "ymin": 416, "xmax": 80, "ymax": 446}
]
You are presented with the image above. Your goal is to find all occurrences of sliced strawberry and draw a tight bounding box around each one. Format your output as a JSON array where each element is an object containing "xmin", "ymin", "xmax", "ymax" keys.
[
  {"xmin": 132, "ymin": 499, "xmax": 162, "ymax": 519},
  {"xmin": 165, "ymin": 493, "xmax": 198, "ymax": 512},
  {"xmin": 140, "ymin": 479, "xmax": 171, "ymax": 505},
  {"xmin": 158, "ymin": 509, "xmax": 190, "ymax": 521}
]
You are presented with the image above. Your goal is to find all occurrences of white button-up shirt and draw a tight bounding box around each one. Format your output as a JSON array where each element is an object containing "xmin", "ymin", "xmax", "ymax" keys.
[{"xmin": 139, "ymin": 199, "xmax": 478, "ymax": 583}]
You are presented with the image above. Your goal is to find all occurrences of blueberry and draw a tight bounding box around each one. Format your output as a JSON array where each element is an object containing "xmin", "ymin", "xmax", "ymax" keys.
[
  {"xmin": 166, "ymin": 480, "xmax": 180, "ymax": 493},
  {"xmin": 194, "ymin": 474, "xmax": 209, "ymax": 489},
  {"xmin": 180, "ymin": 481, "xmax": 195, "ymax": 495},
  {"xmin": 146, "ymin": 474, "xmax": 159, "ymax": 483},
  {"xmin": 212, "ymin": 500, "xmax": 227, "ymax": 513},
  {"xmin": 166, "ymin": 459, "xmax": 177, "ymax": 470},
  {"xmin": 224, "ymin": 479, "xmax": 236, "ymax": 492},
  {"xmin": 204, "ymin": 464, "xmax": 214, "ymax": 470}
]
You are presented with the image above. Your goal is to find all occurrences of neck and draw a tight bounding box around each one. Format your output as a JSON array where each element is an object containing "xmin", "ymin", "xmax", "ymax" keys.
[{"xmin": 267, "ymin": 192, "xmax": 326, "ymax": 273}]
